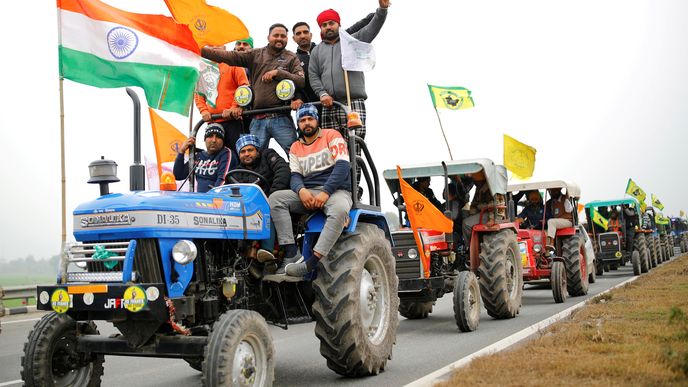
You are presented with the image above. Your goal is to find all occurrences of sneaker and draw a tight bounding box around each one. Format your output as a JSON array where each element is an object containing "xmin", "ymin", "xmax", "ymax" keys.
[
  {"xmin": 285, "ymin": 259, "xmax": 312, "ymax": 277},
  {"xmin": 276, "ymin": 255, "xmax": 303, "ymax": 274}
]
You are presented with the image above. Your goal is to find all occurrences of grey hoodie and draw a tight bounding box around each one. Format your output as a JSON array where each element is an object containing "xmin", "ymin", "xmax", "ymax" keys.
[{"xmin": 309, "ymin": 7, "xmax": 388, "ymax": 102}]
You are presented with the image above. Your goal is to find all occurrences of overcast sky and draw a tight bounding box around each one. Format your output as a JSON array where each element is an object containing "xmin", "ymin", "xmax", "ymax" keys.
[{"xmin": 0, "ymin": 0, "xmax": 686, "ymax": 261}]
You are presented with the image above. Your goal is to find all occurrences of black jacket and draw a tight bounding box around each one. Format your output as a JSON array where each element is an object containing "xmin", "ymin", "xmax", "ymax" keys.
[{"xmin": 225, "ymin": 148, "xmax": 289, "ymax": 195}]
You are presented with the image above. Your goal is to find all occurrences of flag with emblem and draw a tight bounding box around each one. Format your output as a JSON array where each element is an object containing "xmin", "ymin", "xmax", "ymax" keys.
[
  {"xmin": 625, "ymin": 178, "xmax": 647, "ymax": 203},
  {"xmin": 681, "ymin": 210, "xmax": 686, "ymax": 218},
  {"xmin": 58, "ymin": 0, "xmax": 200, "ymax": 115},
  {"xmin": 396, "ymin": 166, "xmax": 453, "ymax": 278},
  {"xmin": 591, "ymin": 208, "xmax": 609, "ymax": 231},
  {"xmin": 655, "ymin": 212, "xmax": 669, "ymax": 225},
  {"xmin": 148, "ymin": 108, "xmax": 187, "ymax": 178},
  {"xmin": 651, "ymin": 193, "xmax": 665, "ymax": 211},
  {"xmin": 164, "ymin": 0, "xmax": 248, "ymax": 48},
  {"xmin": 428, "ymin": 85, "xmax": 475, "ymax": 110},
  {"xmin": 503, "ymin": 134, "xmax": 536, "ymax": 180}
]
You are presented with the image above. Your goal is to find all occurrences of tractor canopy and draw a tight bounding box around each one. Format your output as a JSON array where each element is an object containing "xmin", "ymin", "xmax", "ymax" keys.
[
  {"xmin": 382, "ymin": 158, "xmax": 507, "ymax": 197},
  {"xmin": 584, "ymin": 197, "xmax": 640, "ymax": 210},
  {"xmin": 508, "ymin": 180, "xmax": 581, "ymax": 200}
]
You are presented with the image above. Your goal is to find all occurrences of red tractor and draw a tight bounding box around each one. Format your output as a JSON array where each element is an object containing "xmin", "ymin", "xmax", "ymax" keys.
[{"xmin": 508, "ymin": 181, "xmax": 592, "ymax": 303}]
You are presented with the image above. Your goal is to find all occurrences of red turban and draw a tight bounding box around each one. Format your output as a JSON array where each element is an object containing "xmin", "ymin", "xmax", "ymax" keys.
[{"xmin": 316, "ymin": 9, "xmax": 340, "ymax": 27}]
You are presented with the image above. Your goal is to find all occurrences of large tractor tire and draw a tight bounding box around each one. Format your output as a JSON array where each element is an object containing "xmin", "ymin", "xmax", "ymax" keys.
[
  {"xmin": 21, "ymin": 313, "xmax": 104, "ymax": 387},
  {"xmin": 563, "ymin": 234, "xmax": 588, "ymax": 297},
  {"xmin": 399, "ymin": 300, "xmax": 434, "ymax": 320},
  {"xmin": 635, "ymin": 235, "xmax": 650, "ymax": 273},
  {"xmin": 681, "ymin": 240, "xmax": 687, "ymax": 254},
  {"xmin": 631, "ymin": 251, "xmax": 641, "ymax": 276},
  {"xmin": 649, "ymin": 236, "xmax": 659, "ymax": 265},
  {"xmin": 551, "ymin": 261, "xmax": 567, "ymax": 304},
  {"xmin": 654, "ymin": 237, "xmax": 663, "ymax": 264},
  {"xmin": 203, "ymin": 310, "xmax": 274, "ymax": 387},
  {"xmin": 477, "ymin": 229, "xmax": 523, "ymax": 319},
  {"xmin": 313, "ymin": 223, "xmax": 399, "ymax": 376},
  {"xmin": 453, "ymin": 271, "xmax": 481, "ymax": 332}
]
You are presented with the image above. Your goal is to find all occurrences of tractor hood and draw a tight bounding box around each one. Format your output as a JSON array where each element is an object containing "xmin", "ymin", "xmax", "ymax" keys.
[{"xmin": 73, "ymin": 184, "xmax": 270, "ymax": 242}]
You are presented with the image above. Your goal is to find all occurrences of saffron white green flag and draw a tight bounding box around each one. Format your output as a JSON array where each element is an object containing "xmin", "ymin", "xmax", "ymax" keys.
[
  {"xmin": 340, "ymin": 30, "xmax": 376, "ymax": 72},
  {"xmin": 58, "ymin": 0, "xmax": 200, "ymax": 115}
]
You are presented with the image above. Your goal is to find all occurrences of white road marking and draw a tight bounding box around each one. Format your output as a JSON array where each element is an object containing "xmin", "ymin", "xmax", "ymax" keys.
[
  {"xmin": 0, "ymin": 380, "xmax": 22, "ymax": 387},
  {"xmin": 405, "ymin": 276, "xmax": 639, "ymax": 387},
  {"xmin": 1, "ymin": 317, "xmax": 41, "ymax": 325}
]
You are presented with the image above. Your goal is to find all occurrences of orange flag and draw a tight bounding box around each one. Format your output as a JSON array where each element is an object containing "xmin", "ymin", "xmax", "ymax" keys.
[
  {"xmin": 149, "ymin": 108, "xmax": 187, "ymax": 178},
  {"xmin": 164, "ymin": 0, "xmax": 248, "ymax": 48},
  {"xmin": 397, "ymin": 166, "xmax": 453, "ymax": 278}
]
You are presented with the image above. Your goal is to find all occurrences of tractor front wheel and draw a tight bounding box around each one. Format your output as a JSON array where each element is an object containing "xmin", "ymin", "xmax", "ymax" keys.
[
  {"xmin": 21, "ymin": 313, "xmax": 104, "ymax": 387},
  {"xmin": 631, "ymin": 250, "xmax": 641, "ymax": 276},
  {"xmin": 551, "ymin": 261, "xmax": 567, "ymax": 304},
  {"xmin": 453, "ymin": 271, "xmax": 481, "ymax": 332},
  {"xmin": 563, "ymin": 234, "xmax": 588, "ymax": 297}
]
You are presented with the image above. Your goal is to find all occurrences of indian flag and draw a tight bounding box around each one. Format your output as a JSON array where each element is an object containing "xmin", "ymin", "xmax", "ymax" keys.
[{"xmin": 58, "ymin": 0, "xmax": 200, "ymax": 115}]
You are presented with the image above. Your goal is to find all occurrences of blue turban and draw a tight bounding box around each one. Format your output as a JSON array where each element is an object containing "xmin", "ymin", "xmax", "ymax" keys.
[
  {"xmin": 296, "ymin": 103, "xmax": 319, "ymax": 123},
  {"xmin": 235, "ymin": 134, "xmax": 261, "ymax": 153}
]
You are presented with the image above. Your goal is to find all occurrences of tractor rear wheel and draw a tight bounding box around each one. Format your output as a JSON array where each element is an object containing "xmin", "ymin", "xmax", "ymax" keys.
[
  {"xmin": 636, "ymin": 235, "xmax": 649, "ymax": 273},
  {"xmin": 399, "ymin": 300, "xmax": 434, "ymax": 320},
  {"xmin": 631, "ymin": 250, "xmax": 641, "ymax": 276},
  {"xmin": 202, "ymin": 310, "xmax": 274, "ymax": 387},
  {"xmin": 313, "ymin": 223, "xmax": 399, "ymax": 376},
  {"xmin": 477, "ymin": 229, "xmax": 523, "ymax": 319},
  {"xmin": 21, "ymin": 313, "xmax": 104, "ymax": 387},
  {"xmin": 563, "ymin": 234, "xmax": 588, "ymax": 297},
  {"xmin": 551, "ymin": 261, "xmax": 567, "ymax": 304},
  {"xmin": 453, "ymin": 271, "xmax": 481, "ymax": 332}
]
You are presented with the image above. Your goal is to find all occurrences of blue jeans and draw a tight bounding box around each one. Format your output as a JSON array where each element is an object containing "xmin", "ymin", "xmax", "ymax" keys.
[{"xmin": 249, "ymin": 116, "xmax": 297, "ymax": 155}]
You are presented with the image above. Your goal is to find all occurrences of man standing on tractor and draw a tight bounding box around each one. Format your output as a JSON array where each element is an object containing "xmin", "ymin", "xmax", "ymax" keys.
[
  {"xmin": 462, "ymin": 170, "xmax": 506, "ymax": 249},
  {"xmin": 268, "ymin": 104, "xmax": 352, "ymax": 277},
  {"xmin": 173, "ymin": 124, "xmax": 237, "ymax": 193},
  {"xmin": 545, "ymin": 188, "xmax": 574, "ymax": 249},
  {"xmin": 201, "ymin": 24, "xmax": 306, "ymax": 155},
  {"xmin": 608, "ymin": 209, "xmax": 622, "ymax": 232},
  {"xmin": 309, "ymin": 0, "xmax": 390, "ymax": 143}
]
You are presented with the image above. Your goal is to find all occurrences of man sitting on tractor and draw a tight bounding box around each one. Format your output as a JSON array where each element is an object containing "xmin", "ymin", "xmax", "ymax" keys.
[
  {"xmin": 268, "ymin": 104, "xmax": 352, "ymax": 277},
  {"xmin": 412, "ymin": 177, "xmax": 443, "ymax": 210},
  {"xmin": 516, "ymin": 190, "xmax": 548, "ymax": 229},
  {"xmin": 545, "ymin": 188, "xmax": 573, "ymax": 249},
  {"xmin": 462, "ymin": 170, "xmax": 506, "ymax": 249}
]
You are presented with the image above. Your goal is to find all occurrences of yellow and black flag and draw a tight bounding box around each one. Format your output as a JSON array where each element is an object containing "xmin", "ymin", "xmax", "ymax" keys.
[
  {"xmin": 625, "ymin": 178, "xmax": 647, "ymax": 204},
  {"xmin": 651, "ymin": 193, "xmax": 665, "ymax": 211},
  {"xmin": 591, "ymin": 208, "xmax": 609, "ymax": 231},
  {"xmin": 503, "ymin": 134, "xmax": 536, "ymax": 180},
  {"xmin": 427, "ymin": 85, "xmax": 475, "ymax": 110}
]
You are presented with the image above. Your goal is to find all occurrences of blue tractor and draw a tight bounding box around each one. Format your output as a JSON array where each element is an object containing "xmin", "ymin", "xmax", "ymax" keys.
[{"xmin": 21, "ymin": 90, "xmax": 399, "ymax": 386}]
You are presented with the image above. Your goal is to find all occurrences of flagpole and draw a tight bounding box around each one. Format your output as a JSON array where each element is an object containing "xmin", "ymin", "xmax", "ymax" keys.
[
  {"xmin": 57, "ymin": 0, "xmax": 67, "ymax": 245},
  {"xmin": 433, "ymin": 107, "xmax": 453, "ymax": 160},
  {"xmin": 343, "ymin": 70, "xmax": 352, "ymax": 110}
]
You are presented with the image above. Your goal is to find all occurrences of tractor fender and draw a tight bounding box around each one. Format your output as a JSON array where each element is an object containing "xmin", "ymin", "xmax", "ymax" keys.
[{"xmin": 305, "ymin": 209, "xmax": 391, "ymax": 241}]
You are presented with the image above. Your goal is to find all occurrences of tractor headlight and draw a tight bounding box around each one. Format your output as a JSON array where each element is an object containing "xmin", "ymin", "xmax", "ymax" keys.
[
  {"xmin": 601, "ymin": 241, "xmax": 607, "ymax": 247},
  {"xmin": 407, "ymin": 248, "xmax": 418, "ymax": 259},
  {"xmin": 533, "ymin": 244, "xmax": 542, "ymax": 253},
  {"xmin": 172, "ymin": 240, "xmax": 197, "ymax": 265},
  {"xmin": 612, "ymin": 240, "xmax": 618, "ymax": 246}
]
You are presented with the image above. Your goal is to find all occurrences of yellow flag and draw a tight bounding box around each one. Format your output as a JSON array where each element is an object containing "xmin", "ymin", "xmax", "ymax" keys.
[
  {"xmin": 640, "ymin": 201, "xmax": 647, "ymax": 213},
  {"xmin": 681, "ymin": 210, "xmax": 685, "ymax": 218},
  {"xmin": 591, "ymin": 208, "xmax": 609, "ymax": 231},
  {"xmin": 651, "ymin": 193, "xmax": 665, "ymax": 211},
  {"xmin": 503, "ymin": 134, "xmax": 536, "ymax": 180},
  {"xmin": 427, "ymin": 85, "xmax": 475, "ymax": 110},
  {"xmin": 655, "ymin": 212, "xmax": 669, "ymax": 225},
  {"xmin": 625, "ymin": 178, "xmax": 647, "ymax": 203},
  {"xmin": 149, "ymin": 108, "xmax": 187, "ymax": 178},
  {"xmin": 165, "ymin": 0, "xmax": 248, "ymax": 48},
  {"xmin": 397, "ymin": 167, "xmax": 453, "ymax": 278}
]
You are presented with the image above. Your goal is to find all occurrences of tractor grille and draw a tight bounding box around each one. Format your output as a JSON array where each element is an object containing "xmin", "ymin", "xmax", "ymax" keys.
[
  {"xmin": 64, "ymin": 239, "xmax": 163, "ymax": 284},
  {"xmin": 392, "ymin": 231, "xmax": 422, "ymax": 280},
  {"xmin": 598, "ymin": 232, "xmax": 621, "ymax": 253}
]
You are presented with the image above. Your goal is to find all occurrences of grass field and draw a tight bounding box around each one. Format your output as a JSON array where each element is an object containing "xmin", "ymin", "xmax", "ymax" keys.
[
  {"xmin": 439, "ymin": 254, "xmax": 688, "ymax": 386},
  {"xmin": 1, "ymin": 275, "xmax": 54, "ymax": 308}
]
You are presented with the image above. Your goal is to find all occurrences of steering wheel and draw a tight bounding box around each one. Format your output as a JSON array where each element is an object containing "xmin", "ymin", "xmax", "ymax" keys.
[{"xmin": 225, "ymin": 169, "xmax": 270, "ymax": 187}]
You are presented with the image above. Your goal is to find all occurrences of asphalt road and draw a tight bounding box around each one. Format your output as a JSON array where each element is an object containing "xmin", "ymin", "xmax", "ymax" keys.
[{"xmin": 0, "ymin": 262, "xmax": 647, "ymax": 387}]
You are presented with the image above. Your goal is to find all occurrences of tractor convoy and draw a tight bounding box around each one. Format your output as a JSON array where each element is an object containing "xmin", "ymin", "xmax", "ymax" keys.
[{"xmin": 20, "ymin": 88, "xmax": 681, "ymax": 386}]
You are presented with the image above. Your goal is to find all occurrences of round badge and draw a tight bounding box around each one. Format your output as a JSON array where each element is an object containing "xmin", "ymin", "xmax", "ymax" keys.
[
  {"xmin": 83, "ymin": 292, "xmax": 95, "ymax": 306},
  {"xmin": 122, "ymin": 286, "xmax": 147, "ymax": 313},
  {"xmin": 50, "ymin": 289, "xmax": 70, "ymax": 314},
  {"xmin": 39, "ymin": 291, "xmax": 49, "ymax": 305},
  {"xmin": 145, "ymin": 286, "xmax": 160, "ymax": 302},
  {"xmin": 615, "ymin": 251, "xmax": 623, "ymax": 258},
  {"xmin": 275, "ymin": 80, "xmax": 295, "ymax": 100},
  {"xmin": 234, "ymin": 85, "xmax": 253, "ymax": 107}
]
